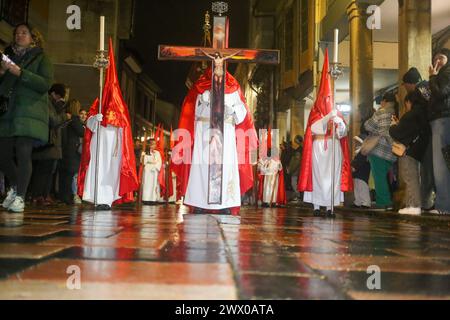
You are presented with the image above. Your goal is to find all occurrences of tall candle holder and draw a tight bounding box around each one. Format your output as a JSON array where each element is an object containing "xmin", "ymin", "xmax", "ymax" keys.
[
  {"xmin": 92, "ymin": 47, "xmax": 110, "ymax": 207},
  {"xmin": 329, "ymin": 61, "xmax": 343, "ymax": 217}
]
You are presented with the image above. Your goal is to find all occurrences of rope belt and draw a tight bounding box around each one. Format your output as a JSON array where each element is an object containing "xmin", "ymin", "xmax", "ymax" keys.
[
  {"xmin": 196, "ymin": 116, "xmax": 235, "ymax": 124},
  {"xmin": 313, "ymin": 134, "xmax": 339, "ymax": 141}
]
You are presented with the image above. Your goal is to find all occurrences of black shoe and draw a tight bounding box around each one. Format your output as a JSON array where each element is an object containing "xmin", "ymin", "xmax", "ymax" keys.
[
  {"xmin": 262, "ymin": 203, "xmax": 270, "ymax": 208},
  {"xmin": 193, "ymin": 207, "xmax": 204, "ymax": 214},
  {"xmin": 326, "ymin": 210, "xmax": 336, "ymax": 219},
  {"xmin": 221, "ymin": 209, "xmax": 232, "ymax": 215},
  {"xmin": 96, "ymin": 204, "xmax": 111, "ymax": 211},
  {"xmin": 351, "ymin": 204, "xmax": 361, "ymax": 209},
  {"xmin": 313, "ymin": 209, "xmax": 321, "ymax": 217}
]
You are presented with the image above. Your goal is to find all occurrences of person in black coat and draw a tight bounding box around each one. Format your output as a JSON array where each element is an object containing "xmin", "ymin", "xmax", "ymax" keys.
[
  {"xmin": 59, "ymin": 99, "xmax": 85, "ymax": 205},
  {"xmin": 351, "ymin": 131, "xmax": 372, "ymax": 209},
  {"xmin": 390, "ymin": 91, "xmax": 431, "ymax": 215},
  {"xmin": 401, "ymin": 67, "xmax": 435, "ymax": 211},
  {"xmin": 428, "ymin": 48, "xmax": 450, "ymax": 214},
  {"xmin": 29, "ymin": 84, "xmax": 68, "ymax": 205}
]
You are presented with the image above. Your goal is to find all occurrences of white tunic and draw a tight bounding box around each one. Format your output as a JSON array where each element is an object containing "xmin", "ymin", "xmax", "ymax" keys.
[
  {"xmin": 142, "ymin": 151, "xmax": 162, "ymax": 202},
  {"xmin": 303, "ymin": 117, "xmax": 347, "ymax": 207},
  {"xmin": 184, "ymin": 90, "xmax": 247, "ymax": 210},
  {"xmin": 168, "ymin": 171, "xmax": 177, "ymax": 203},
  {"xmin": 83, "ymin": 117, "xmax": 123, "ymax": 207},
  {"xmin": 258, "ymin": 158, "xmax": 282, "ymax": 203}
]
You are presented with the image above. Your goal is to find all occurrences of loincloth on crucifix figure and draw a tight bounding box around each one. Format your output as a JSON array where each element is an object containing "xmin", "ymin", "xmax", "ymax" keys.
[
  {"xmin": 172, "ymin": 68, "xmax": 257, "ymax": 215},
  {"xmin": 200, "ymin": 49, "xmax": 240, "ymax": 91}
]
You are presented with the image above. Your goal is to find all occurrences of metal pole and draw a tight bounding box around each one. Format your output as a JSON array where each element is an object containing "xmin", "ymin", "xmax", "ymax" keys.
[
  {"xmin": 93, "ymin": 49, "xmax": 110, "ymax": 206},
  {"xmin": 330, "ymin": 62, "xmax": 343, "ymax": 216},
  {"xmin": 94, "ymin": 67, "xmax": 104, "ymax": 206},
  {"xmin": 331, "ymin": 66, "xmax": 336, "ymax": 215}
]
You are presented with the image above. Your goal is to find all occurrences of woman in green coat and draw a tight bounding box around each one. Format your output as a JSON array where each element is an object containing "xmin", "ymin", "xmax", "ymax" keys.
[{"xmin": 0, "ymin": 23, "xmax": 53, "ymax": 213}]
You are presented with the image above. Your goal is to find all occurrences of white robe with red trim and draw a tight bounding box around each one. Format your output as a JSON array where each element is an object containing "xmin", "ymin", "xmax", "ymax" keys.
[
  {"xmin": 303, "ymin": 117, "xmax": 347, "ymax": 207},
  {"xmin": 82, "ymin": 116, "xmax": 123, "ymax": 206},
  {"xmin": 183, "ymin": 90, "xmax": 247, "ymax": 210}
]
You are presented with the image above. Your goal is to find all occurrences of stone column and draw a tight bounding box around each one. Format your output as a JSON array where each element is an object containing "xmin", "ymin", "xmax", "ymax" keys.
[
  {"xmin": 347, "ymin": 1, "xmax": 374, "ymax": 155},
  {"xmin": 290, "ymin": 100, "xmax": 305, "ymax": 141},
  {"xmin": 276, "ymin": 111, "xmax": 288, "ymax": 143},
  {"xmin": 398, "ymin": 0, "xmax": 431, "ymax": 114},
  {"xmin": 395, "ymin": 0, "xmax": 432, "ymax": 208}
]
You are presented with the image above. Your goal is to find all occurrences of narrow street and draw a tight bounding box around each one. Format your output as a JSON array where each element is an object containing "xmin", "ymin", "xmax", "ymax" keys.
[{"xmin": 0, "ymin": 204, "xmax": 449, "ymax": 299}]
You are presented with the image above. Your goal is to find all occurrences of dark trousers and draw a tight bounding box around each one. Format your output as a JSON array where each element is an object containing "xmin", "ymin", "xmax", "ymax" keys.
[
  {"xmin": 0, "ymin": 137, "xmax": 34, "ymax": 197},
  {"xmin": 30, "ymin": 159, "xmax": 58, "ymax": 198},
  {"xmin": 431, "ymin": 118, "xmax": 450, "ymax": 212},
  {"xmin": 59, "ymin": 168, "xmax": 75, "ymax": 204},
  {"xmin": 420, "ymin": 141, "xmax": 435, "ymax": 209}
]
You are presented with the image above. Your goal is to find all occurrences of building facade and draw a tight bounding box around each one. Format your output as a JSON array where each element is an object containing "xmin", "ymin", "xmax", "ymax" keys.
[{"xmin": 247, "ymin": 0, "xmax": 449, "ymax": 153}]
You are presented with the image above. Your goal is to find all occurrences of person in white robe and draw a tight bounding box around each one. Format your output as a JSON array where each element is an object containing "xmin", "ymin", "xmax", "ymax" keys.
[
  {"xmin": 168, "ymin": 170, "xmax": 177, "ymax": 203},
  {"xmin": 141, "ymin": 139, "xmax": 162, "ymax": 204},
  {"xmin": 82, "ymin": 114, "xmax": 123, "ymax": 209},
  {"xmin": 184, "ymin": 90, "xmax": 247, "ymax": 212},
  {"xmin": 258, "ymin": 157, "xmax": 282, "ymax": 206},
  {"xmin": 303, "ymin": 110, "xmax": 347, "ymax": 214}
]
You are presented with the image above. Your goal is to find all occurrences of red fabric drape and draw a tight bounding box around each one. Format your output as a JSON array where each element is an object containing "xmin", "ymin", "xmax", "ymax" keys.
[{"xmin": 156, "ymin": 125, "xmax": 167, "ymax": 198}]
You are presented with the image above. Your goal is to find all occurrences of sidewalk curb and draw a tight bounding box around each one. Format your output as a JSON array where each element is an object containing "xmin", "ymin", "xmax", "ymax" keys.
[{"xmin": 288, "ymin": 203, "xmax": 450, "ymax": 227}]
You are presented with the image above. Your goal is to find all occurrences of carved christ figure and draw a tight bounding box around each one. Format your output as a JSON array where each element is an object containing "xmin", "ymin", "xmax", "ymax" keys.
[{"xmin": 200, "ymin": 49, "xmax": 241, "ymax": 90}]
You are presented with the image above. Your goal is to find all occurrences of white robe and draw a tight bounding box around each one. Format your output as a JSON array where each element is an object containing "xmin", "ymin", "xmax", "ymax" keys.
[
  {"xmin": 258, "ymin": 158, "xmax": 282, "ymax": 203},
  {"xmin": 83, "ymin": 116, "xmax": 123, "ymax": 207},
  {"xmin": 142, "ymin": 151, "xmax": 162, "ymax": 202},
  {"xmin": 303, "ymin": 117, "xmax": 347, "ymax": 207},
  {"xmin": 168, "ymin": 171, "xmax": 177, "ymax": 203},
  {"xmin": 184, "ymin": 90, "xmax": 247, "ymax": 210}
]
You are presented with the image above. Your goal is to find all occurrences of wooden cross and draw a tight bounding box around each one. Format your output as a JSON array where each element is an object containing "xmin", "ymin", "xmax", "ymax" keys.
[{"xmin": 158, "ymin": 4, "xmax": 279, "ymax": 205}]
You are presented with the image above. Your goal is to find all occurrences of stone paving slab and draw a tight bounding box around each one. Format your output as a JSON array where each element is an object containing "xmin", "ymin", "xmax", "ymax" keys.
[{"xmin": 0, "ymin": 204, "xmax": 449, "ymax": 300}]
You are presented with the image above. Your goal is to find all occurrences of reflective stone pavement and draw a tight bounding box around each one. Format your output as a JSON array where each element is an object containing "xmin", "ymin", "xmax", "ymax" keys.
[{"xmin": 0, "ymin": 204, "xmax": 449, "ymax": 300}]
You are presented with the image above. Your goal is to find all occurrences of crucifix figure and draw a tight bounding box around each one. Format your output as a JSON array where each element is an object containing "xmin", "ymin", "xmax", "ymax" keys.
[
  {"xmin": 200, "ymin": 49, "xmax": 241, "ymax": 90},
  {"xmin": 158, "ymin": 2, "xmax": 279, "ymax": 205}
]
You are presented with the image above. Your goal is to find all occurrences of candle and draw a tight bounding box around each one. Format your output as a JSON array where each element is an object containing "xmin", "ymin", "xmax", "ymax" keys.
[
  {"xmin": 99, "ymin": 16, "xmax": 105, "ymax": 51},
  {"xmin": 333, "ymin": 29, "xmax": 339, "ymax": 64}
]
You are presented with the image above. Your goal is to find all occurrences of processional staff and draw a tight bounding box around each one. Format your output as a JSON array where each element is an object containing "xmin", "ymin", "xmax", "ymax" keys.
[
  {"xmin": 330, "ymin": 29, "xmax": 343, "ymax": 216},
  {"xmin": 93, "ymin": 16, "xmax": 110, "ymax": 207}
]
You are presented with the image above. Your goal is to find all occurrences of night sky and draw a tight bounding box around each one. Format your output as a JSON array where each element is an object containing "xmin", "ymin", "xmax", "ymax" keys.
[{"xmin": 126, "ymin": 0, "xmax": 250, "ymax": 106}]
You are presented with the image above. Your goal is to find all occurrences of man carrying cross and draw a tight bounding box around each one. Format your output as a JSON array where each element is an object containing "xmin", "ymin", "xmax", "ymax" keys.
[
  {"xmin": 174, "ymin": 68, "xmax": 256, "ymax": 215},
  {"xmin": 160, "ymin": 2, "xmax": 278, "ymax": 215}
]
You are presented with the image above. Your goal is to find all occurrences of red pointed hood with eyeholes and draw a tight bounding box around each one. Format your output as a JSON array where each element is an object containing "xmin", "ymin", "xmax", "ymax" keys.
[{"xmin": 297, "ymin": 49, "xmax": 353, "ymax": 192}]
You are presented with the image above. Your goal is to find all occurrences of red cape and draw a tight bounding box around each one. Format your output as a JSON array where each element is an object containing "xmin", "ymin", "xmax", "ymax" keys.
[
  {"xmin": 298, "ymin": 49, "xmax": 353, "ymax": 193},
  {"xmin": 172, "ymin": 68, "xmax": 258, "ymax": 213},
  {"xmin": 78, "ymin": 39, "xmax": 139, "ymax": 204},
  {"xmin": 153, "ymin": 126, "xmax": 171, "ymax": 199}
]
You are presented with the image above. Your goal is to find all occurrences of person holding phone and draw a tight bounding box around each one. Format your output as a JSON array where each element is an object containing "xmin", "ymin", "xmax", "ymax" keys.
[{"xmin": 0, "ymin": 23, "xmax": 53, "ymax": 213}]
